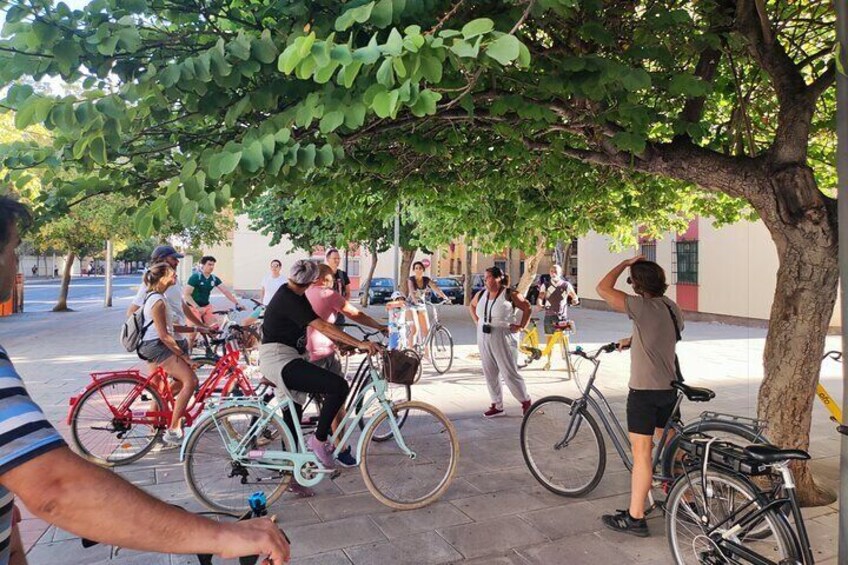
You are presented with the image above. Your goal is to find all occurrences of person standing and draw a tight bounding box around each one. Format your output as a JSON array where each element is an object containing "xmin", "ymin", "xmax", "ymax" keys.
[
  {"xmin": 183, "ymin": 256, "xmax": 243, "ymax": 348},
  {"xmin": 324, "ymin": 249, "xmax": 350, "ymax": 325},
  {"xmin": 0, "ymin": 196, "xmax": 290, "ymax": 565},
  {"xmin": 596, "ymin": 256, "xmax": 684, "ymax": 537},
  {"xmin": 259, "ymin": 259, "xmax": 285, "ymax": 305},
  {"xmin": 537, "ymin": 264, "xmax": 579, "ymax": 335},
  {"xmin": 468, "ymin": 266, "xmax": 532, "ymax": 417}
]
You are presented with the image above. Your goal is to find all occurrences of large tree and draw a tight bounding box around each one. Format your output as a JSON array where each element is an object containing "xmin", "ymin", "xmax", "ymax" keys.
[{"xmin": 0, "ymin": 0, "xmax": 837, "ymax": 502}]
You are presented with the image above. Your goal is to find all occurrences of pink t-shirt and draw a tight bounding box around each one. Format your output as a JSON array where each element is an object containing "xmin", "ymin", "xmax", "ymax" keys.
[{"xmin": 305, "ymin": 286, "xmax": 346, "ymax": 361}]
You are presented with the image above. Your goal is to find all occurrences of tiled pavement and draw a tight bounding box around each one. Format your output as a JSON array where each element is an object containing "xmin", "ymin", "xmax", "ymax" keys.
[{"xmin": 0, "ymin": 303, "xmax": 843, "ymax": 564}]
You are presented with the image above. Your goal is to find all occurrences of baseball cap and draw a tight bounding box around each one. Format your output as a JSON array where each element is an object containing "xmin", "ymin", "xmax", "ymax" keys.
[
  {"xmin": 151, "ymin": 245, "xmax": 184, "ymax": 261},
  {"xmin": 290, "ymin": 259, "xmax": 319, "ymax": 285}
]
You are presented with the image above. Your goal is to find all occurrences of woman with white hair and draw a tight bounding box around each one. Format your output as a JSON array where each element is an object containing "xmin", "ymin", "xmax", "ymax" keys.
[
  {"xmin": 537, "ymin": 264, "xmax": 579, "ymax": 335},
  {"xmin": 260, "ymin": 260, "xmax": 380, "ymax": 468}
]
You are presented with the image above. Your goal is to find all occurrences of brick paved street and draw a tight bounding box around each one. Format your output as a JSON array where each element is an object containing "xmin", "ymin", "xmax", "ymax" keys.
[{"xmin": 0, "ymin": 300, "xmax": 841, "ymax": 564}]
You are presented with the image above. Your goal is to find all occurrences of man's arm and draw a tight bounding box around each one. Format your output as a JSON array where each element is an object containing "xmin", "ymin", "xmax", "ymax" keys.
[
  {"xmin": 509, "ymin": 291, "xmax": 531, "ymax": 332},
  {"xmin": 1, "ymin": 447, "xmax": 289, "ymax": 562},
  {"xmin": 596, "ymin": 256, "xmax": 643, "ymax": 313},
  {"xmin": 468, "ymin": 293, "xmax": 479, "ymax": 323},
  {"xmin": 217, "ymin": 283, "xmax": 242, "ymax": 308},
  {"xmin": 183, "ymin": 284, "xmax": 202, "ymax": 310},
  {"xmin": 340, "ymin": 302, "xmax": 386, "ymax": 331},
  {"xmin": 309, "ymin": 319, "xmax": 379, "ymax": 355},
  {"xmin": 182, "ymin": 301, "xmax": 205, "ymax": 326}
]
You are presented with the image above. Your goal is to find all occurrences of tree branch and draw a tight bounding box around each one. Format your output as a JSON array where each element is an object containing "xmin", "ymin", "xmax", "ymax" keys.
[{"xmin": 809, "ymin": 61, "xmax": 836, "ymax": 101}]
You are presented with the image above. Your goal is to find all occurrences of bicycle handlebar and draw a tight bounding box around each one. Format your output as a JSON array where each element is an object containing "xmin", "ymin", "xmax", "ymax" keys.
[
  {"xmin": 839, "ymin": 425, "xmax": 848, "ymax": 436},
  {"xmin": 571, "ymin": 342, "xmax": 618, "ymax": 360},
  {"xmin": 823, "ymin": 350, "xmax": 842, "ymax": 362}
]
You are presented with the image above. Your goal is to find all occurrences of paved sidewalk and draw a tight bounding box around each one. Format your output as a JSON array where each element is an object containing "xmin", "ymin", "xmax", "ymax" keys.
[{"xmin": 0, "ymin": 302, "xmax": 842, "ymax": 564}]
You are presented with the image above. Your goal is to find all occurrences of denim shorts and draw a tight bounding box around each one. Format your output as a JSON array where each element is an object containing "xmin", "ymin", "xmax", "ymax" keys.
[{"xmin": 137, "ymin": 338, "xmax": 188, "ymax": 363}]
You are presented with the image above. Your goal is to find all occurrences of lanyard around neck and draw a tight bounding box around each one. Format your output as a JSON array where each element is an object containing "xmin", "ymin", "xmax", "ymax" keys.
[{"xmin": 483, "ymin": 288, "xmax": 504, "ymax": 324}]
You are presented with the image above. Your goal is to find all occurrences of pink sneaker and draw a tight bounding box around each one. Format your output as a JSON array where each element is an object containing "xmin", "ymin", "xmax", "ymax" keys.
[
  {"xmin": 522, "ymin": 399, "xmax": 532, "ymax": 415},
  {"xmin": 483, "ymin": 404, "xmax": 505, "ymax": 418},
  {"xmin": 307, "ymin": 435, "xmax": 336, "ymax": 469}
]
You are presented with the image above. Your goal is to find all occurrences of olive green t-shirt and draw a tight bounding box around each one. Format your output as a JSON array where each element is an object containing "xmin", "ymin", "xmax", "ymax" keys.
[{"xmin": 625, "ymin": 295, "xmax": 684, "ymax": 390}]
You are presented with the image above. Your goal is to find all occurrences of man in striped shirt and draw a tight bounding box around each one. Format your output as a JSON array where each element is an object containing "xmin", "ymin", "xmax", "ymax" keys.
[{"xmin": 0, "ymin": 197, "xmax": 290, "ymax": 565}]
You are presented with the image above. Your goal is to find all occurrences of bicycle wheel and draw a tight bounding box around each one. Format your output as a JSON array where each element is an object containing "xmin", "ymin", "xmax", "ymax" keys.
[
  {"xmin": 516, "ymin": 330, "xmax": 538, "ymax": 369},
  {"xmin": 520, "ymin": 396, "xmax": 606, "ymax": 496},
  {"xmin": 70, "ymin": 378, "xmax": 164, "ymax": 466},
  {"xmin": 184, "ymin": 406, "xmax": 291, "ymax": 513},
  {"xmin": 428, "ymin": 325, "xmax": 454, "ymax": 374},
  {"xmin": 666, "ymin": 468, "xmax": 799, "ymax": 564},
  {"xmin": 360, "ymin": 401, "xmax": 459, "ymax": 510}
]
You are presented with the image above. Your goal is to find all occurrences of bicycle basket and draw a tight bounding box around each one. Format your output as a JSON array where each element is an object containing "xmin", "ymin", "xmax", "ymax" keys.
[{"xmin": 383, "ymin": 349, "xmax": 421, "ymax": 385}]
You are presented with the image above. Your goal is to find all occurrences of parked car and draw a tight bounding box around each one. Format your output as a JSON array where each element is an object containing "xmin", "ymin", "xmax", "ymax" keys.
[
  {"xmin": 471, "ymin": 273, "xmax": 485, "ymax": 297},
  {"xmin": 367, "ymin": 277, "xmax": 395, "ymax": 304},
  {"xmin": 434, "ymin": 277, "xmax": 464, "ymax": 305}
]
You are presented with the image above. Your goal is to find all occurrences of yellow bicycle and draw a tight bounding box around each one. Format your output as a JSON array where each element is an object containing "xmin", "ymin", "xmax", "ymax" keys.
[
  {"xmin": 517, "ymin": 318, "xmax": 577, "ymax": 377},
  {"xmin": 819, "ymin": 351, "xmax": 843, "ymax": 424}
]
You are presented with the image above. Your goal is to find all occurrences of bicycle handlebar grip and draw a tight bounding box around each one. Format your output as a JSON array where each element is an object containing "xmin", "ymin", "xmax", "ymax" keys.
[
  {"xmin": 839, "ymin": 425, "xmax": 848, "ymax": 436},
  {"xmin": 601, "ymin": 342, "xmax": 618, "ymax": 353}
]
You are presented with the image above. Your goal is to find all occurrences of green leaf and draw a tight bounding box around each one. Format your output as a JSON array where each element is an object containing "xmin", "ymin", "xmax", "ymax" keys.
[
  {"xmin": 344, "ymin": 102, "xmax": 367, "ymax": 129},
  {"xmin": 298, "ymin": 33, "xmax": 316, "ymax": 58},
  {"xmin": 278, "ymin": 44, "xmax": 303, "ymax": 74},
  {"xmin": 370, "ymin": 0, "xmax": 393, "ymax": 27},
  {"xmin": 486, "ymin": 35, "xmax": 520, "ymax": 65},
  {"xmin": 260, "ymin": 133, "xmax": 276, "ymax": 160},
  {"xmin": 353, "ymin": 45, "xmax": 381, "ymax": 65},
  {"xmin": 620, "ymin": 68, "xmax": 651, "ymax": 91},
  {"xmin": 88, "ymin": 135, "xmax": 107, "ymax": 165},
  {"xmin": 314, "ymin": 61, "xmax": 340, "ymax": 84},
  {"xmin": 383, "ymin": 28, "xmax": 403, "ymax": 56},
  {"xmin": 330, "ymin": 45, "xmax": 353, "ymax": 65},
  {"xmin": 376, "ymin": 58, "xmax": 395, "ymax": 87},
  {"xmin": 611, "ymin": 131, "xmax": 646, "ymax": 154},
  {"xmin": 15, "ymin": 96, "xmax": 54, "ymax": 129},
  {"xmin": 216, "ymin": 150, "xmax": 242, "ymax": 177},
  {"xmin": 180, "ymin": 200, "xmax": 198, "ymax": 226},
  {"xmin": 340, "ymin": 61, "xmax": 363, "ymax": 87},
  {"xmin": 392, "ymin": 56, "xmax": 407, "ymax": 78},
  {"xmin": 229, "ymin": 33, "xmax": 252, "ymax": 60},
  {"xmin": 439, "ymin": 30, "xmax": 462, "ymax": 38},
  {"xmin": 335, "ymin": 2, "xmax": 375, "ymax": 32},
  {"xmin": 297, "ymin": 144, "xmax": 317, "ymax": 169},
  {"xmin": 316, "ymin": 143, "xmax": 335, "ymax": 167},
  {"xmin": 240, "ymin": 140, "xmax": 264, "ymax": 173},
  {"xmin": 251, "ymin": 30, "xmax": 279, "ymax": 64},
  {"xmin": 420, "ymin": 55, "xmax": 443, "ymax": 82},
  {"xmin": 450, "ymin": 37, "xmax": 481, "ymax": 58},
  {"xmin": 274, "ymin": 128, "xmax": 291, "ymax": 144},
  {"xmin": 319, "ymin": 110, "xmax": 345, "ymax": 133},
  {"xmin": 410, "ymin": 89, "xmax": 441, "ymax": 117},
  {"xmin": 372, "ymin": 89, "xmax": 399, "ymax": 118},
  {"xmin": 517, "ymin": 42, "xmax": 531, "ymax": 68},
  {"xmin": 668, "ymin": 73, "xmax": 710, "ymax": 97},
  {"xmin": 461, "ymin": 18, "xmax": 494, "ymax": 39}
]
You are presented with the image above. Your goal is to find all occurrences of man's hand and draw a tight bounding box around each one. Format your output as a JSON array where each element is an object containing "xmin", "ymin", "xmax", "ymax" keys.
[
  {"xmin": 217, "ymin": 517, "xmax": 290, "ymax": 564},
  {"xmin": 235, "ymin": 304, "xmax": 246, "ymax": 312},
  {"xmin": 378, "ymin": 324, "xmax": 389, "ymax": 335},
  {"xmin": 360, "ymin": 341, "xmax": 382, "ymax": 356},
  {"xmin": 617, "ymin": 337, "xmax": 632, "ymax": 351}
]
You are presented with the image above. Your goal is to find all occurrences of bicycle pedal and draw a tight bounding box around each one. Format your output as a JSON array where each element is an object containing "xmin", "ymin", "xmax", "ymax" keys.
[{"xmin": 330, "ymin": 469, "xmax": 342, "ymax": 480}]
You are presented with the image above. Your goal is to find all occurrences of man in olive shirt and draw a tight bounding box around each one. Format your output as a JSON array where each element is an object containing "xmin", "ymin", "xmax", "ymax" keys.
[{"xmin": 596, "ymin": 256, "xmax": 684, "ymax": 537}]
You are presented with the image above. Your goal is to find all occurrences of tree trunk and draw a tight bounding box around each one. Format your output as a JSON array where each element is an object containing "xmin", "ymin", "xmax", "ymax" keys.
[
  {"xmin": 753, "ymin": 165, "xmax": 838, "ymax": 506},
  {"xmin": 399, "ymin": 247, "xmax": 417, "ymax": 288},
  {"xmin": 53, "ymin": 250, "xmax": 75, "ymax": 312},
  {"xmin": 516, "ymin": 235, "xmax": 547, "ymax": 295},
  {"xmin": 359, "ymin": 243, "xmax": 379, "ymax": 307}
]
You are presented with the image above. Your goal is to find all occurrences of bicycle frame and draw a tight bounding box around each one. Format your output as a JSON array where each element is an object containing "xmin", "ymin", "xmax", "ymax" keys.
[
  {"xmin": 519, "ymin": 319, "xmax": 573, "ymax": 372},
  {"xmin": 183, "ymin": 359, "xmax": 414, "ymax": 488},
  {"xmin": 818, "ymin": 351, "xmax": 843, "ymax": 424}
]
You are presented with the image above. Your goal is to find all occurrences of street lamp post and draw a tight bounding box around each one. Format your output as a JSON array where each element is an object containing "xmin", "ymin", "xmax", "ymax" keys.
[{"xmin": 836, "ymin": 1, "xmax": 847, "ymax": 561}]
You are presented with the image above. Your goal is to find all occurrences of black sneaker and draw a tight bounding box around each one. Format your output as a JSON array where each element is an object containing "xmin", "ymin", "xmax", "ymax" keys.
[{"xmin": 601, "ymin": 509, "xmax": 649, "ymax": 537}]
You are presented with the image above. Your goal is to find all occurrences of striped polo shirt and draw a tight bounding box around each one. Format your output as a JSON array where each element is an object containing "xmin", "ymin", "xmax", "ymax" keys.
[{"xmin": 0, "ymin": 346, "xmax": 65, "ymax": 564}]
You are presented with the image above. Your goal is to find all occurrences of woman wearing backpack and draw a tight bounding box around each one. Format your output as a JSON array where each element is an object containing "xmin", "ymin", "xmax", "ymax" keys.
[
  {"xmin": 468, "ymin": 266, "xmax": 532, "ymax": 418},
  {"xmin": 137, "ymin": 262, "xmax": 199, "ymax": 445}
]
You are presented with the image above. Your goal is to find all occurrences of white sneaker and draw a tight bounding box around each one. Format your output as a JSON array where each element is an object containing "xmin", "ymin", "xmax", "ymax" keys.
[{"xmin": 162, "ymin": 429, "xmax": 184, "ymax": 446}]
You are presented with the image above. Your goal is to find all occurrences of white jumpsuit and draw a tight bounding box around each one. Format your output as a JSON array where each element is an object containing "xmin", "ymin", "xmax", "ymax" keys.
[{"xmin": 476, "ymin": 289, "xmax": 530, "ymax": 409}]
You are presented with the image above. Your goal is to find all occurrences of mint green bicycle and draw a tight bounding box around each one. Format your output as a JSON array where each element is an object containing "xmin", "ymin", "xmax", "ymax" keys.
[{"xmin": 180, "ymin": 352, "xmax": 459, "ymax": 512}]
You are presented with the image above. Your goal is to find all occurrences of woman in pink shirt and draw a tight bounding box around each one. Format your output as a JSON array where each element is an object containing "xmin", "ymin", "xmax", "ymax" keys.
[{"xmin": 306, "ymin": 264, "xmax": 387, "ymax": 466}]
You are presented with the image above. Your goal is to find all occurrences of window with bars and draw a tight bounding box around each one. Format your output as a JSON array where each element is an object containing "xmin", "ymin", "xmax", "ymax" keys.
[
  {"xmin": 347, "ymin": 258, "xmax": 361, "ymax": 277},
  {"xmin": 494, "ymin": 260, "xmax": 507, "ymax": 273},
  {"xmin": 673, "ymin": 240, "xmax": 698, "ymax": 285},
  {"xmin": 639, "ymin": 241, "xmax": 657, "ymax": 262}
]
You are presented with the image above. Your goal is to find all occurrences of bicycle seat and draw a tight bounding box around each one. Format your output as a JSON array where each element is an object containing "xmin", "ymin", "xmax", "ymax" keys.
[
  {"xmin": 672, "ymin": 381, "xmax": 715, "ymax": 402},
  {"xmin": 744, "ymin": 444, "xmax": 810, "ymax": 463}
]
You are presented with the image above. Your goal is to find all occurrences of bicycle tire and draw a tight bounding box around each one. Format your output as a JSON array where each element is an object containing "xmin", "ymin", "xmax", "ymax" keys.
[
  {"xmin": 70, "ymin": 377, "xmax": 164, "ymax": 467},
  {"xmin": 360, "ymin": 401, "xmax": 459, "ymax": 510},
  {"xmin": 665, "ymin": 468, "xmax": 799, "ymax": 564},
  {"xmin": 428, "ymin": 325, "xmax": 454, "ymax": 374},
  {"xmin": 520, "ymin": 396, "xmax": 606, "ymax": 496},
  {"xmin": 183, "ymin": 406, "xmax": 291, "ymax": 513}
]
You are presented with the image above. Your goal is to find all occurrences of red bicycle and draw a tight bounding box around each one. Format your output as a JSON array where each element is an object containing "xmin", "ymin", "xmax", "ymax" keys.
[{"xmin": 67, "ymin": 328, "xmax": 256, "ymax": 466}]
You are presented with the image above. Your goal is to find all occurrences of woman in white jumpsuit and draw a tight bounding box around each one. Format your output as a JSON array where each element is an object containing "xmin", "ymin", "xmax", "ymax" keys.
[{"xmin": 468, "ymin": 266, "xmax": 533, "ymax": 418}]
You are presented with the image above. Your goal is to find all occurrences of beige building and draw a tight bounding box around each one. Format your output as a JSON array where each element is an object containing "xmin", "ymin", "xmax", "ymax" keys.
[{"xmin": 578, "ymin": 217, "xmax": 841, "ymax": 328}]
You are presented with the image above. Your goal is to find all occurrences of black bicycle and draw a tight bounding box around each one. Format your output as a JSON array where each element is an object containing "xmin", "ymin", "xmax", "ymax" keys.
[
  {"xmin": 663, "ymin": 428, "xmax": 847, "ymax": 564},
  {"xmin": 520, "ymin": 342, "xmax": 768, "ymax": 502}
]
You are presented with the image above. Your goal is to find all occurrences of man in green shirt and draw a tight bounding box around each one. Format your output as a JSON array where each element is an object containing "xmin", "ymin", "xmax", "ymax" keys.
[{"xmin": 183, "ymin": 256, "xmax": 243, "ymax": 347}]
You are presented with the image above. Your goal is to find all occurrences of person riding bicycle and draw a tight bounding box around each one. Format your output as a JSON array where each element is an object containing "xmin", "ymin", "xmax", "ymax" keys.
[
  {"xmin": 183, "ymin": 255, "xmax": 244, "ymax": 349},
  {"xmin": 0, "ymin": 197, "xmax": 290, "ymax": 565},
  {"xmin": 306, "ymin": 263, "xmax": 388, "ymax": 467},
  {"xmin": 138, "ymin": 262, "xmax": 200, "ymax": 446},
  {"xmin": 406, "ymin": 261, "xmax": 451, "ymax": 349},
  {"xmin": 537, "ymin": 264, "xmax": 578, "ymax": 335},
  {"xmin": 259, "ymin": 260, "xmax": 381, "ymax": 470},
  {"xmin": 325, "ymin": 248, "xmax": 350, "ymax": 325},
  {"xmin": 596, "ymin": 256, "xmax": 684, "ymax": 537}
]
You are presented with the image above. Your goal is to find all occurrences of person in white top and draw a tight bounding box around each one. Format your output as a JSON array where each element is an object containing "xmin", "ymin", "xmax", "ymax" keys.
[
  {"xmin": 260, "ymin": 259, "xmax": 285, "ymax": 305},
  {"xmin": 136, "ymin": 262, "xmax": 199, "ymax": 445},
  {"xmin": 468, "ymin": 266, "xmax": 532, "ymax": 418}
]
